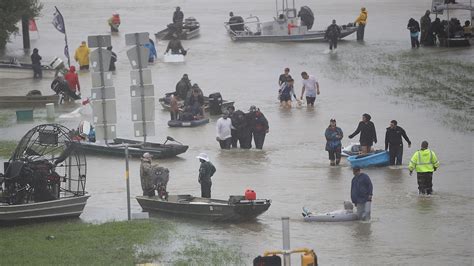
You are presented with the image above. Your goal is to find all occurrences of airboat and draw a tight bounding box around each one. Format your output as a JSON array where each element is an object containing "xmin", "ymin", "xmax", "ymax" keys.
[
  {"xmin": 224, "ymin": 0, "xmax": 358, "ymax": 42},
  {"xmin": 0, "ymin": 124, "xmax": 89, "ymax": 221}
]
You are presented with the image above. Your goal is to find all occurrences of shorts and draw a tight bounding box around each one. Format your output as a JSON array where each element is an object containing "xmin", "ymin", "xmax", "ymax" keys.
[
  {"xmin": 280, "ymin": 94, "xmax": 291, "ymax": 102},
  {"xmin": 306, "ymin": 96, "xmax": 316, "ymax": 105}
]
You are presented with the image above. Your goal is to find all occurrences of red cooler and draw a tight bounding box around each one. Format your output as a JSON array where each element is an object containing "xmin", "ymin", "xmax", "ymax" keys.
[{"xmin": 245, "ymin": 189, "xmax": 256, "ymax": 200}]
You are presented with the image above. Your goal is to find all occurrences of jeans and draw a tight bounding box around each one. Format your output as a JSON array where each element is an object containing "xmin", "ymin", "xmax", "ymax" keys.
[
  {"xmin": 417, "ymin": 172, "xmax": 433, "ymax": 195},
  {"xmin": 170, "ymin": 111, "xmax": 178, "ymax": 121},
  {"xmin": 411, "ymin": 36, "xmax": 420, "ymax": 48},
  {"xmin": 253, "ymin": 131, "xmax": 266, "ymax": 149},
  {"xmin": 328, "ymin": 149, "xmax": 342, "ymax": 161},
  {"xmin": 388, "ymin": 144, "xmax": 403, "ymax": 165},
  {"xmin": 32, "ymin": 64, "xmax": 42, "ymax": 79},
  {"xmin": 329, "ymin": 37, "xmax": 338, "ymax": 50},
  {"xmin": 357, "ymin": 24, "xmax": 365, "ymax": 40},
  {"xmin": 200, "ymin": 181, "xmax": 212, "ymax": 198},
  {"xmin": 219, "ymin": 138, "xmax": 232, "ymax": 149},
  {"xmin": 356, "ymin": 201, "xmax": 371, "ymax": 221}
]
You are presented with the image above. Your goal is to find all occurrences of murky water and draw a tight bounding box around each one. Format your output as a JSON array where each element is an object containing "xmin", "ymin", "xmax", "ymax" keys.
[{"xmin": 1, "ymin": 0, "xmax": 473, "ymax": 264}]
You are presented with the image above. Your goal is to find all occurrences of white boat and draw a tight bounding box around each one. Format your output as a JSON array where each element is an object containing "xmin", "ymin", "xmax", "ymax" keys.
[
  {"xmin": 341, "ymin": 142, "xmax": 361, "ymax": 157},
  {"xmin": 302, "ymin": 202, "xmax": 359, "ymax": 222},
  {"xmin": 224, "ymin": 0, "xmax": 358, "ymax": 42},
  {"xmin": 163, "ymin": 53, "xmax": 185, "ymax": 63}
]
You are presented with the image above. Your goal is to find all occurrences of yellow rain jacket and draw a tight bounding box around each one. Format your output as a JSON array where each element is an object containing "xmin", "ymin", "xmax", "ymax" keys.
[
  {"xmin": 355, "ymin": 10, "xmax": 368, "ymax": 25},
  {"xmin": 408, "ymin": 149, "xmax": 440, "ymax": 173},
  {"xmin": 74, "ymin": 43, "xmax": 90, "ymax": 67}
]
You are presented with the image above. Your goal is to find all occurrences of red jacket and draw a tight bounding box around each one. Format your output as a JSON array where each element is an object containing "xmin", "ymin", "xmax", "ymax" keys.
[{"xmin": 64, "ymin": 66, "xmax": 80, "ymax": 92}]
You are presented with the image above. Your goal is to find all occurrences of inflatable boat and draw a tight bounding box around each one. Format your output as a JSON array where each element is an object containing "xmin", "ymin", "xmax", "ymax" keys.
[
  {"xmin": 341, "ymin": 142, "xmax": 361, "ymax": 157},
  {"xmin": 168, "ymin": 118, "xmax": 209, "ymax": 127},
  {"xmin": 347, "ymin": 150, "xmax": 389, "ymax": 168},
  {"xmin": 302, "ymin": 202, "xmax": 358, "ymax": 222}
]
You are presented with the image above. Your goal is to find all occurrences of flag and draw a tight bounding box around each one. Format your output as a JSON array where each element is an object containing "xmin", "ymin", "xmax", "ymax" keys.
[
  {"xmin": 29, "ymin": 19, "xmax": 38, "ymax": 31},
  {"xmin": 52, "ymin": 7, "xmax": 65, "ymax": 34}
]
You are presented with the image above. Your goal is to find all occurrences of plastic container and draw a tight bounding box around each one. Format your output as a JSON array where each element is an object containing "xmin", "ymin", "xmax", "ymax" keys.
[
  {"xmin": 245, "ymin": 189, "xmax": 256, "ymax": 200},
  {"xmin": 16, "ymin": 110, "xmax": 33, "ymax": 121}
]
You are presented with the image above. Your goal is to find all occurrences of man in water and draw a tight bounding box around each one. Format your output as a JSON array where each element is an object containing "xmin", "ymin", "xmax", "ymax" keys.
[
  {"xmin": 324, "ymin": 20, "xmax": 341, "ymax": 52},
  {"xmin": 351, "ymin": 166, "xmax": 373, "ymax": 221},
  {"xmin": 300, "ymin": 71, "xmax": 320, "ymax": 107},
  {"xmin": 140, "ymin": 152, "xmax": 155, "ymax": 197},
  {"xmin": 354, "ymin": 7, "xmax": 368, "ymax": 41},
  {"xmin": 278, "ymin": 67, "xmax": 292, "ymax": 86},
  {"xmin": 408, "ymin": 141, "xmax": 440, "ymax": 195},
  {"xmin": 348, "ymin": 113, "xmax": 377, "ymax": 154},
  {"xmin": 166, "ymin": 34, "xmax": 186, "ymax": 55},
  {"xmin": 197, "ymin": 153, "xmax": 216, "ymax": 198},
  {"xmin": 385, "ymin": 120, "xmax": 411, "ymax": 165},
  {"xmin": 216, "ymin": 110, "xmax": 233, "ymax": 149}
]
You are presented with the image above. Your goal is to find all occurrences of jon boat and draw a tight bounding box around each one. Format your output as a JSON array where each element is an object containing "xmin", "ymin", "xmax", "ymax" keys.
[
  {"xmin": 0, "ymin": 58, "xmax": 57, "ymax": 79},
  {"xmin": 71, "ymin": 137, "xmax": 189, "ymax": 158},
  {"xmin": 155, "ymin": 17, "xmax": 200, "ymax": 40},
  {"xmin": 341, "ymin": 142, "xmax": 361, "ymax": 157},
  {"xmin": 0, "ymin": 124, "xmax": 90, "ymax": 221},
  {"xmin": 136, "ymin": 194, "xmax": 271, "ymax": 222},
  {"xmin": 347, "ymin": 150, "xmax": 389, "ymax": 168},
  {"xmin": 224, "ymin": 0, "xmax": 358, "ymax": 42},
  {"xmin": 168, "ymin": 118, "xmax": 209, "ymax": 127},
  {"xmin": 0, "ymin": 94, "xmax": 59, "ymax": 108},
  {"xmin": 159, "ymin": 94, "xmax": 235, "ymax": 114}
]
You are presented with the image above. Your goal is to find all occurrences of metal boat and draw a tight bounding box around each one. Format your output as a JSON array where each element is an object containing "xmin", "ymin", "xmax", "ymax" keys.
[
  {"xmin": 136, "ymin": 194, "xmax": 271, "ymax": 222},
  {"xmin": 0, "ymin": 124, "xmax": 90, "ymax": 221},
  {"xmin": 347, "ymin": 150, "xmax": 390, "ymax": 168},
  {"xmin": 168, "ymin": 118, "xmax": 209, "ymax": 127},
  {"xmin": 0, "ymin": 58, "xmax": 57, "ymax": 79},
  {"xmin": 155, "ymin": 17, "xmax": 200, "ymax": 40},
  {"xmin": 70, "ymin": 137, "xmax": 188, "ymax": 158},
  {"xmin": 224, "ymin": 0, "xmax": 358, "ymax": 42},
  {"xmin": 0, "ymin": 94, "xmax": 59, "ymax": 108},
  {"xmin": 159, "ymin": 93, "xmax": 235, "ymax": 114}
]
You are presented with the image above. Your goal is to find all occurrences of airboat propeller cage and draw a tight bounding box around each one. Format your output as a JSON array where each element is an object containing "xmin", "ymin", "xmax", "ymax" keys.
[{"xmin": 4, "ymin": 124, "xmax": 87, "ymax": 204}]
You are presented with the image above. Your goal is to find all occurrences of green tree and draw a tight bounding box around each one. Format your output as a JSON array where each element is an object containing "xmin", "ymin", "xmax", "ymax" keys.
[{"xmin": 0, "ymin": 0, "xmax": 43, "ymax": 50}]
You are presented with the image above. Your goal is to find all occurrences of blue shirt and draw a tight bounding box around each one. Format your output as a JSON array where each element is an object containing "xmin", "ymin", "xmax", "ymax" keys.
[{"xmin": 351, "ymin": 173, "xmax": 373, "ymax": 204}]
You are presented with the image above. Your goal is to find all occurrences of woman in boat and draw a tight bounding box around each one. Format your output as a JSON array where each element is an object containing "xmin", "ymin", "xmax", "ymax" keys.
[
  {"xmin": 325, "ymin": 119, "xmax": 343, "ymax": 166},
  {"xmin": 348, "ymin": 113, "xmax": 377, "ymax": 155},
  {"xmin": 324, "ymin": 20, "xmax": 341, "ymax": 51},
  {"xmin": 279, "ymin": 78, "xmax": 298, "ymax": 108},
  {"xmin": 354, "ymin": 7, "xmax": 368, "ymax": 41}
]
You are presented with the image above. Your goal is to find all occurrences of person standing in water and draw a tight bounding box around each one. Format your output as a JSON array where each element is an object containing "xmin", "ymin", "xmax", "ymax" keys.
[
  {"xmin": 385, "ymin": 120, "xmax": 411, "ymax": 165},
  {"xmin": 354, "ymin": 7, "xmax": 368, "ymax": 41},
  {"xmin": 408, "ymin": 141, "xmax": 440, "ymax": 195},
  {"xmin": 278, "ymin": 67, "xmax": 292, "ymax": 86},
  {"xmin": 325, "ymin": 19, "xmax": 341, "ymax": 52},
  {"xmin": 197, "ymin": 153, "xmax": 216, "ymax": 198},
  {"xmin": 325, "ymin": 119, "xmax": 343, "ymax": 166},
  {"xmin": 216, "ymin": 110, "xmax": 233, "ymax": 149},
  {"xmin": 351, "ymin": 166, "xmax": 373, "ymax": 221},
  {"xmin": 279, "ymin": 78, "xmax": 298, "ymax": 108},
  {"xmin": 30, "ymin": 48, "xmax": 42, "ymax": 79}
]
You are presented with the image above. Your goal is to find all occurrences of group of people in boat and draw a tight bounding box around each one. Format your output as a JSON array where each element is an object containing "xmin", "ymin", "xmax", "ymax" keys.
[
  {"xmin": 407, "ymin": 10, "xmax": 472, "ymax": 48},
  {"xmin": 169, "ymin": 74, "xmax": 205, "ymax": 121}
]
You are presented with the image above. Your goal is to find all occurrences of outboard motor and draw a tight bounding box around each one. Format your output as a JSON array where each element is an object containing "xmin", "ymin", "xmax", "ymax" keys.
[
  {"xmin": 298, "ymin": 6, "xmax": 315, "ymax": 30},
  {"xmin": 184, "ymin": 17, "xmax": 199, "ymax": 30},
  {"xmin": 208, "ymin": 92, "xmax": 223, "ymax": 115}
]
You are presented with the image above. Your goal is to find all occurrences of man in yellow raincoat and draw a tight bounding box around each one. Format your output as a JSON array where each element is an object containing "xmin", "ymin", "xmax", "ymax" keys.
[
  {"xmin": 354, "ymin": 7, "xmax": 368, "ymax": 41},
  {"xmin": 408, "ymin": 141, "xmax": 440, "ymax": 195},
  {"xmin": 74, "ymin": 41, "xmax": 90, "ymax": 70}
]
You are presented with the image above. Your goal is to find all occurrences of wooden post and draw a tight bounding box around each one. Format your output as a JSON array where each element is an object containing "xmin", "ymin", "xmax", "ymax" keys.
[{"xmin": 21, "ymin": 16, "xmax": 30, "ymax": 49}]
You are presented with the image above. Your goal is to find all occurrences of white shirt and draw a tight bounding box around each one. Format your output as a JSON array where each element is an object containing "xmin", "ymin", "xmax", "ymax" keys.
[
  {"xmin": 302, "ymin": 75, "xmax": 318, "ymax": 97},
  {"xmin": 216, "ymin": 117, "xmax": 232, "ymax": 140}
]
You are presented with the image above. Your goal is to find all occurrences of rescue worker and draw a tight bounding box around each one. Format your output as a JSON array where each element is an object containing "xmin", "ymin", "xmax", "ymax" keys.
[
  {"xmin": 228, "ymin": 12, "xmax": 245, "ymax": 31},
  {"xmin": 140, "ymin": 152, "xmax": 155, "ymax": 197},
  {"xmin": 325, "ymin": 118, "xmax": 343, "ymax": 166},
  {"xmin": 354, "ymin": 7, "xmax": 368, "ymax": 41},
  {"xmin": 247, "ymin": 106, "xmax": 269, "ymax": 149},
  {"xmin": 173, "ymin": 7, "xmax": 184, "ymax": 24},
  {"xmin": 351, "ymin": 166, "xmax": 373, "ymax": 221},
  {"xmin": 384, "ymin": 120, "xmax": 411, "ymax": 165},
  {"xmin": 348, "ymin": 113, "xmax": 377, "ymax": 154},
  {"xmin": 144, "ymin": 39, "xmax": 157, "ymax": 63},
  {"xmin": 300, "ymin": 71, "xmax": 320, "ymax": 107},
  {"xmin": 74, "ymin": 41, "xmax": 90, "ymax": 70},
  {"xmin": 297, "ymin": 6, "xmax": 314, "ymax": 30},
  {"xmin": 30, "ymin": 48, "xmax": 42, "ymax": 79},
  {"xmin": 197, "ymin": 153, "xmax": 216, "ymax": 198},
  {"xmin": 175, "ymin": 74, "xmax": 192, "ymax": 100},
  {"xmin": 407, "ymin": 18, "xmax": 420, "ymax": 48},
  {"xmin": 108, "ymin": 13, "xmax": 121, "ymax": 32},
  {"xmin": 408, "ymin": 141, "xmax": 440, "ymax": 195},
  {"xmin": 107, "ymin": 46, "xmax": 117, "ymax": 72},
  {"xmin": 64, "ymin": 66, "xmax": 81, "ymax": 101},
  {"xmin": 227, "ymin": 106, "xmax": 238, "ymax": 148},
  {"xmin": 216, "ymin": 110, "xmax": 233, "ymax": 149},
  {"xmin": 165, "ymin": 35, "xmax": 186, "ymax": 55},
  {"xmin": 420, "ymin": 10, "xmax": 432, "ymax": 46},
  {"xmin": 324, "ymin": 20, "xmax": 341, "ymax": 51}
]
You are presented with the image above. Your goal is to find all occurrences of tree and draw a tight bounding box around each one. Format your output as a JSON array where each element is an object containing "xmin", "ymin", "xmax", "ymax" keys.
[{"xmin": 0, "ymin": 0, "xmax": 43, "ymax": 50}]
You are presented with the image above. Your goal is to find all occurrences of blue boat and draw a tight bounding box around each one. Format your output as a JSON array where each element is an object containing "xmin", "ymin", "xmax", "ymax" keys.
[
  {"xmin": 347, "ymin": 150, "xmax": 390, "ymax": 168},
  {"xmin": 168, "ymin": 118, "xmax": 209, "ymax": 128}
]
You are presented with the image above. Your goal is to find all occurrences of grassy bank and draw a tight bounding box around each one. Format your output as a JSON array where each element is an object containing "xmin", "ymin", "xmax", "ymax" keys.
[
  {"xmin": 0, "ymin": 140, "xmax": 17, "ymax": 158},
  {"xmin": 0, "ymin": 219, "xmax": 246, "ymax": 265}
]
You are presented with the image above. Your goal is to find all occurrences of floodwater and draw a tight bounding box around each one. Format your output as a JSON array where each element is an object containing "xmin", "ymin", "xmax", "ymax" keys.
[{"xmin": 1, "ymin": 0, "xmax": 473, "ymax": 264}]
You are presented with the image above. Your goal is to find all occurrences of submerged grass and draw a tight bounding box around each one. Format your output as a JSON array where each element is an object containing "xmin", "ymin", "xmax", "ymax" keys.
[
  {"xmin": 0, "ymin": 219, "xmax": 247, "ymax": 265},
  {"xmin": 0, "ymin": 140, "xmax": 17, "ymax": 158}
]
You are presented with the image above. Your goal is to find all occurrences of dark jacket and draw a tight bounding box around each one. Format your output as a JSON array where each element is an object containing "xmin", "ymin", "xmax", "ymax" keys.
[
  {"xmin": 385, "ymin": 126, "xmax": 411, "ymax": 150},
  {"xmin": 166, "ymin": 39, "xmax": 185, "ymax": 54},
  {"xmin": 199, "ymin": 161, "xmax": 216, "ymax": 183},
  {"xmin": 408, "ymin": 19, "xmax": 420, "ymax": 33},
  {"xmin": 351, "ymin": 173, "xmax": 373, "ymax": 204},
  {"xmin": 175, "ymin": 78, "xmax": 192, "ymax": 100},
  {"xmin": 31, "ymin": 52, "xmax": 42, "ymax": 65},
  {"xmin": 349, "ymin": 121, "xmax": 377, "ymax": 146},
  {"xmin": 231, "ymin": 110, "xmax": 248, "ymax": 132},
  {"xmin": 325, "ymin": 126, "xmax": 343, "ymax": 151},
  {"xmin": 173, "ymin": 10, "xmax": 184, "ymax": 23},
  {"xmin": 325, "ymin": 24, "xmax": 341, "ymax": 39},
  {"xmin": 247, "ymin": 111, "xmax": 269, "ymax": 133}
]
